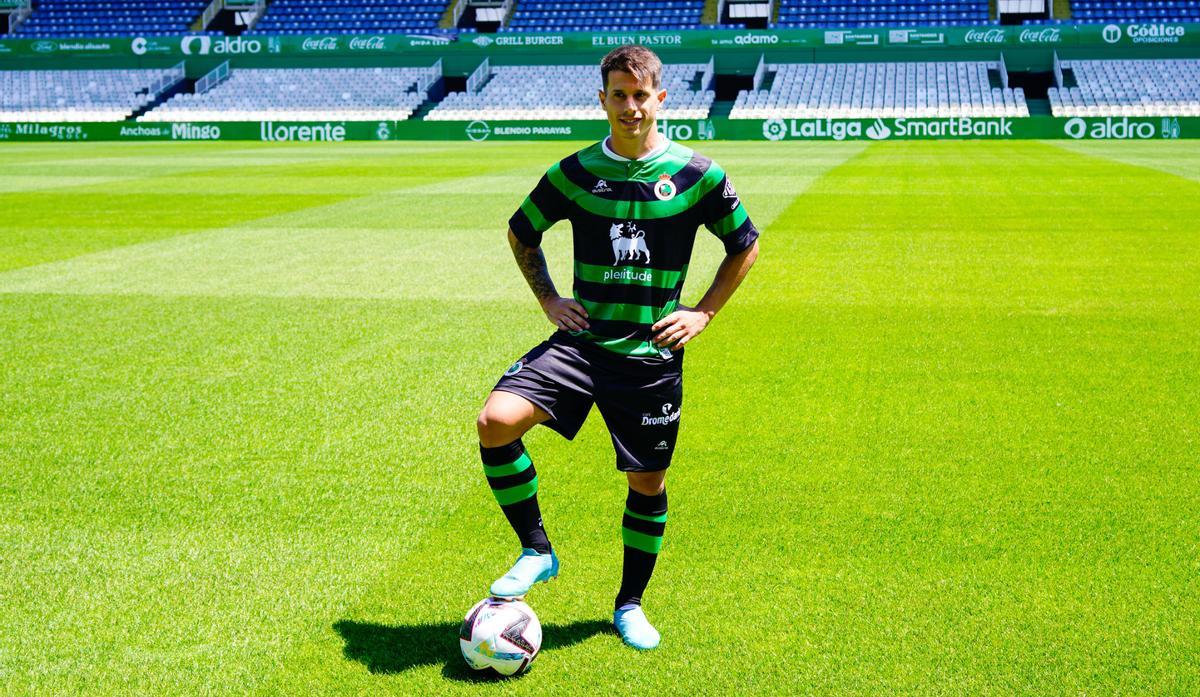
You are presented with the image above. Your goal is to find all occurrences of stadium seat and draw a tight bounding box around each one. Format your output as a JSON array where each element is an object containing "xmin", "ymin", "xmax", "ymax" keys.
[
  {"xmin": 13, "ymin": 0, "xmax": 210, "ymax": 37},
  {"xmin": 138, "ymin": 66, "xmax": 441, "ymax": 122},
  {"xmin": 505, "ymin": 0, "xmax": 705, "ymax": 33},
  {"xmin": 1064, "ymin": 0, "xmax": 1200, "ymax": 23},
  {"xmin": 1049, "ymin": 59, "xmax": 1200, "ymax": 117},
  {"xmin": 0, "ymin": 68, "xmax": 179, "ymax": 122},
  {"xmin": 730, "ymin": 61, "xmax": 1029, "ymax": 118},
  {"xmin": 249, "ymin": 0, "xmax": 450, "ymax": 35},
  {"xmin": 425, "ymin": 63, "xmax": 715, "ymax": 121},
  {"xmin": 775, "ymin": 0, "xmax": 991, "ymax": 29}
]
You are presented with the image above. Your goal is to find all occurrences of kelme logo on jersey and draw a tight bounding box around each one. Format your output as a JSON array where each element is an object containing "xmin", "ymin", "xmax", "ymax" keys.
[
  {"xmin": 610, "ymin": 222, "xmax": 650, "ymax": 266},
  {"xmin": 653, "ymin": 174, "xmax": 676, "ymax": 201},
  {"xmin": 722, "ymin": 179, "xmax": 740, "ymax": 210},
  {"xmin": 642, "ymin": 403, "xmax": 681, "ymax": 427}
]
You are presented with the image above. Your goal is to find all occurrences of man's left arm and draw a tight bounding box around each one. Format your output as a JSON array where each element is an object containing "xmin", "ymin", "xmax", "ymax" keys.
[{"xmin": 651, "ymin": 240, "xmax": 759, "ymax": 350}]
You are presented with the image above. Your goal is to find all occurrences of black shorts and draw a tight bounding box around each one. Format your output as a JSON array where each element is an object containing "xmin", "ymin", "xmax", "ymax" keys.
[{"xmin": 492, "ymin": 332, "xmax": 683, "ymax": 472}]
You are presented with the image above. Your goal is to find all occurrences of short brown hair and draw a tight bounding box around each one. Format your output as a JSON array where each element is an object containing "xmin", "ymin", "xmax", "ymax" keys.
[{"xmin": 600, "ymin": 45, "xmax": 662, "ymax": 91}]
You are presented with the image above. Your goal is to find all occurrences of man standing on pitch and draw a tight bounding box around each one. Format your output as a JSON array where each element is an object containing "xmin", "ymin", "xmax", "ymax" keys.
[{"xmin": 475, "ymin": 45, "xmax": 759, "ymax": 650}]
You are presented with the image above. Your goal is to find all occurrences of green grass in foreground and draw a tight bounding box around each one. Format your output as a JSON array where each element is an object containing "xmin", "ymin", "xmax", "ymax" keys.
[{"xmin": 0, "ymin": 140, "xmax": 1197, "ymax": 694}]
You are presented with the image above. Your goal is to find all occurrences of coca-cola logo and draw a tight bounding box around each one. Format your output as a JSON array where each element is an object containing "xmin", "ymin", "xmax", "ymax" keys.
[
  {"xmin": 302, "ymin": 37, "xmax": 339, "ymax": 51},
  {"xmin": 964, "ymin": 28, "xmax": 1006, "ymax": 44},
  {"xmin": 349, "ymin": 36, "xmax": 386, "ymax": 51},
  {"xmin": 1019, "ymin": 28, "xmax": 1061, "ymax": 43}
]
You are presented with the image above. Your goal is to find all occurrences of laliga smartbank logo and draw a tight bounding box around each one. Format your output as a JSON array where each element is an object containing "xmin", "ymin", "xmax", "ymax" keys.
[{"xmin": 763, "ymin": 117, "xmax": 1013, "ymax": 141}]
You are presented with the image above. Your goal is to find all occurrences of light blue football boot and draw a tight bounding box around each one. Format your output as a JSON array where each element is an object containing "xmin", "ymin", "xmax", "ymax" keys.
[
  {"xmin": 489, "ymin": 548, "xmax": 559, "ymax": 599},
  {"xmin": 613, "ymin": 605, "xmax": 660, "ymax": 650}
]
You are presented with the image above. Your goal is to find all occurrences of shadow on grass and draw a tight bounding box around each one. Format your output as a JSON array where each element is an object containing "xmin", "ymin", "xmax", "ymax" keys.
[{"xmin": 334, "ymin": 617, "xmax": 612, "ymax": 682}]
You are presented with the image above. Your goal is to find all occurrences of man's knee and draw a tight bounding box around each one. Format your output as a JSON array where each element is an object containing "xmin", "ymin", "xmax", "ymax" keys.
[
  {"xmin": 627, "ymin": 471, "xmax": 666, "ymax": 496},
  {"xmin": 476, "ymin": 408, "xmax": 515, "ymax": 447},
  {"xmin": 476, "ymin": 392, "xmax": 541, "ymax": 447}
]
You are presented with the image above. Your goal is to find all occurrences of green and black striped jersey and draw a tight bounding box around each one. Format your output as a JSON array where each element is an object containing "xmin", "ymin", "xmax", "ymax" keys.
[{"xmin": 509, "ymin": 137, "xmax": 759, "ymax": 363}]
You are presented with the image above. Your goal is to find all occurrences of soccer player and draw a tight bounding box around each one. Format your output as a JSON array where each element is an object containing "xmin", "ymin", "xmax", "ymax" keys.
[{"xmin": 475, "ymin": 45, "xmax": 759, "ymax": 650}]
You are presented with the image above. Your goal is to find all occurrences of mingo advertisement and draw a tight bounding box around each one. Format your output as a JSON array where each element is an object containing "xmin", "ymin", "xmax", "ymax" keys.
[{"xmin": 0, "ymin": 117, "xmax": 1194, "ymax": 142}]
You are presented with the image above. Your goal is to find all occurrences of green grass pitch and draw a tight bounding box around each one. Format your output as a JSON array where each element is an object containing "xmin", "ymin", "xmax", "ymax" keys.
[{"xmin": 1, "ymin": 139, "xmax": 1198, "ymax": 694}]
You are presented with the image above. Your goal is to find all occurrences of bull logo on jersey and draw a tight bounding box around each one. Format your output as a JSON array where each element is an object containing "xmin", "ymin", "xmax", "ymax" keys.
[{"xmin": 610, "ymin": 222, "xmax": 650, "ymax": 266}]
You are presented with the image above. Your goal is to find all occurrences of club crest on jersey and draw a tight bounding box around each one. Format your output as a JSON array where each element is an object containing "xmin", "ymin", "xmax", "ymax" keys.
[
  {"xmin": 653, "ymin": 174, "xmax": 676, "ymax": 201},
  {"xmin": 592, "ymin": 179, "xmax": 612, "ymax": 194},
  {"xmin": 610, "ymin": 221, "xmax": 650, "ymax": 266}
]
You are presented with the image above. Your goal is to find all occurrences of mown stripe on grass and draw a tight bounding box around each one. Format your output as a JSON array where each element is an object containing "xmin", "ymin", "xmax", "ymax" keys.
[
  {"xmin": 1049, "ymin": 139, "xmax": 1200, "ymax": 185},
  {"xmin": 757, "ymin": 140, "xmax": 1200, "ymax": 312}
]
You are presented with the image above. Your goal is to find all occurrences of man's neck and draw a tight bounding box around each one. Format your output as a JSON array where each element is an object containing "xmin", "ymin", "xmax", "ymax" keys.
[{"xmin": 608, "ymin": 128, "xmax": 664, "ymax": 161}]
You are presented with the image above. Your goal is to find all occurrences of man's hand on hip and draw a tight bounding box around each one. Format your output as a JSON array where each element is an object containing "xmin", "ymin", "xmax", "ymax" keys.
[
  {"xmin": 541, "ymin": 296, "xmax": 590, "ymax": 332},
  {"xmin": 651, "ymin": 305, "xmax": 711, "ymax": 350}
]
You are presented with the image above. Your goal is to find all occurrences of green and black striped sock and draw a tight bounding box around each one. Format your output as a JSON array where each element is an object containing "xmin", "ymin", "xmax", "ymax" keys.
[
  {"xmin": 615, "ymin": 488, "xmax": 667, "ymax": 610},
  {"xmin": 481, "ymin": 440, "xmax": 551, "ymax": 555}
]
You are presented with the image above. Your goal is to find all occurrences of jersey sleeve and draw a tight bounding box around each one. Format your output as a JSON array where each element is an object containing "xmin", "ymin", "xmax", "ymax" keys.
[
  {"xmin": 508, "ymin": 165, "xmax": 572, "ymax": 248},
  {"xmin": 698, "ymin": 165, "xmax": 759, "ymax": 255}
]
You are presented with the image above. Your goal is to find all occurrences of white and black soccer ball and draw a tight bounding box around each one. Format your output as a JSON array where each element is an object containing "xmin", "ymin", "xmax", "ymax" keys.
[{"xmin": 459, "ymin": 597, "xmax": 542, "ymax": 676}]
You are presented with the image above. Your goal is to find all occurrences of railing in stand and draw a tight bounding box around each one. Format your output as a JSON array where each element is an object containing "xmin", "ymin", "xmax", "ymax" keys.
[
  {"xmin": 147, "ymin": 61, "xmax": 187, "ymax": 98},
  {"xmin": 420, "ymin": 59, "xmax": 444, "ymax": 93},
  {"xmin": 196, "ymin": 61, "xmax": 231, "ymax": 95},
  {"xmin": 6, "ymin": 0, "xmax": 32, "ymax": 33},
  {"xmin": 243, "ymin": 0, "xmax": 267, "ymax": 31},
  {"xmin": 450, "ymin": 0, "xmax": 467, "ymax": 28},
  {"xmin": 702, "ymin": 55, "xmax": 716, "ymax": 90},
  {"xmin": 467, "ymin": 57, "xmax": 490, "ymax": 93},
  {"xmin": 197, "ymin": 0, "xmax": 223, "ymax": 31}
]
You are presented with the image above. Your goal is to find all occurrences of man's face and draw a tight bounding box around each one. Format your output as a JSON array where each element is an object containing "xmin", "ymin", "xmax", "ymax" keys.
[{"xmin": 599, "ymin": 69, "xmax": 667, "ymax": 140}]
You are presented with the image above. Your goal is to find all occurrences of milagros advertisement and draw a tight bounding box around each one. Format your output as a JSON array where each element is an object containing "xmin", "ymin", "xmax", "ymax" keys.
[{"xmin": 0, "ymin": 117, "xmax": 1195, "ymax": 142}]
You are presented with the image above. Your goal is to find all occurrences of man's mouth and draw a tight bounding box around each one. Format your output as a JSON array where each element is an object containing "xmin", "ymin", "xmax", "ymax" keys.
[{"xmin": 619, "ymin": 116, "xmax": 642, "ymax": 127}]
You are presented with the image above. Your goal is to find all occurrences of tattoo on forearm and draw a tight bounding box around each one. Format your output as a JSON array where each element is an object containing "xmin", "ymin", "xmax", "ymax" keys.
[{"xmin": 511, "ymin": 239, "xmax": 558, "ymax": 303}]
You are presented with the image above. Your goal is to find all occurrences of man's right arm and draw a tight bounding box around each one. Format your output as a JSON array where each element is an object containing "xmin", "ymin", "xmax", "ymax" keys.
[{"xmin": 507, "ymin": 229, "xmax": 590, "ymax": 332}]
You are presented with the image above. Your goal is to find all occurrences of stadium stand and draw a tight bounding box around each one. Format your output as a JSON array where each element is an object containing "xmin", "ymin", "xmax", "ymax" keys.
[
  {"xmin": 0, "ymin": 67, "xmax": 184, "ymax": 121},
  {"xmin": 425, "ymin": 62, "xmax": 715, "ymax": 120},
  {"xmin": 138, "ymin": 66, "xmax": 441, "ymax": 121},
  {"xmin": 775, "ymin": 0, "xmax": 991, "ymax": 28},
  {"xmin": 250, "ymin": 0, "xmax": 447, "ymax": 35},
  {"xmin": 505, "ymin": 0, "xmax": 705, "ymax": 32},
  {"xmin": 14, "ymin": 0, "xmax": 210, "ymax": 38},
  {"xmin": 1068, "ymin": 0, "xmax": 1200, "ymax": 23},
  {"xmin": 730, "ymin": 62, "xmax": 1029, "ymax": 118},
  {"xmin": 1050, "ymin": 59, "xmax": 1200, "ymax": 116}
]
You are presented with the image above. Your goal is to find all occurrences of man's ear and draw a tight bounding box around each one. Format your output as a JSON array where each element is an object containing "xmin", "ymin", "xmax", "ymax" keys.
[
  {"xmin": 657, "ymin": 89, "xmax": 668, "ymax": 104},
  {"xmin": 598, "ymin": 89, "xmax": 606, "ymax": 108}
]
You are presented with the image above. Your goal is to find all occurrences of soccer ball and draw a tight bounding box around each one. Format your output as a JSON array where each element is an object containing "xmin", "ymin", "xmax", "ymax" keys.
[{"xmin": 459, "ymin": 597, "xmax": 542, "ymax": 676}]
